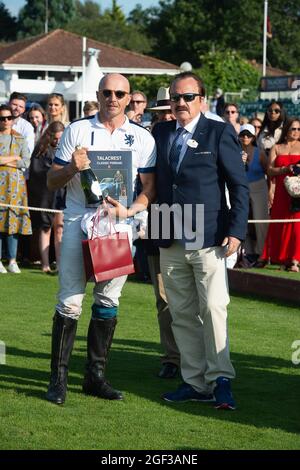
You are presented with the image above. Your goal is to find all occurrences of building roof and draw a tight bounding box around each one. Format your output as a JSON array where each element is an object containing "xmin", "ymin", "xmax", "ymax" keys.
[
  {"xmin": 0, "ymin": 29, "xmax": 178, "ymax": 71},
  {"xmin": 248, "ymin": 59, "xmax": 290, "ymax": 77}
]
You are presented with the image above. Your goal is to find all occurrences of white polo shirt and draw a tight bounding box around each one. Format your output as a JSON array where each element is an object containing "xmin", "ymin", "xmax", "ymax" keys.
[
  {"xmin": 54, "ymin": 114, "xmax": 156, "ymax": 218},
  {"xmin": 13, "ymin": 117, "xmax": 35, "ymax": 154}
]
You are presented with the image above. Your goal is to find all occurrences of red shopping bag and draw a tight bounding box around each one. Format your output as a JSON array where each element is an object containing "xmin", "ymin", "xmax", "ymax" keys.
[{"xmin": 82, "ymin": 205, "xmax": 135, "ymax": 282}]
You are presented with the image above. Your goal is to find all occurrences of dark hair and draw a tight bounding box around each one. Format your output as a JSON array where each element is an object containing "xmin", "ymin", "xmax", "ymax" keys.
[
  {"xmin": 34, "ymin": 121, "xmax": 65, "ymax": 157},
  {"xmin": 131, "ymin": 90, "xmax": 147, "ymax": 101},
  {"xmin": 249, "ymin": 117, "xmax": 263, "ymax": 126},
  {"xmin": 83, "ymin": 101, "xmax": 99, "ymax": 114},
  {"xmin": 9, "ymin": 92, "xmax": 28, "ymax": 103},
  {"xmin": 28, "ymin": 103, "xmax": 46, "ymax": 118},
  {"xmin": 224, "ymin": 102, "xmax": 239, "ymax": 113},
  {"xmin": 277, "ymin": 117, "xmax": 300, "ymax": 144},
  {"xmin": 170, "ymin": 72, "xmax": 206, "ymax": 97},
  {"xmin": 0, "ymin": 104, "xmax": 13, "ymax": 114},
  {"xmin": 258, "ymin": 100, "xmax": 287, "ymax": 137},
  {"xmin": 27, "ymin": 103, "xmax": 47, "ymax": 129}
]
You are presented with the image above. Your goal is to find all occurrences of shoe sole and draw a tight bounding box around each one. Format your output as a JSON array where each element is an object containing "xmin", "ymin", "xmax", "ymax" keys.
[
  {"xmin": 45, "ymin": 394, "xmax": 65, "ymax": 405},
  {"xmin": 82, "ymin": 388, "xmax": 124, "ymax": 400},
  {"xmin": 215, "ymin": 403, "xmax": 236, "ymax": 410},
  {"xmin": 162, "ymin": 396, "xmax": 215, "ymax": 403}
]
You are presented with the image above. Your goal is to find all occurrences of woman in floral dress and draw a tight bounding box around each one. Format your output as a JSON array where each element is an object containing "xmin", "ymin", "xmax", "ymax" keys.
[{"xmin": 0, "ymin": 104, "xmax": 31, "ymax": 274}]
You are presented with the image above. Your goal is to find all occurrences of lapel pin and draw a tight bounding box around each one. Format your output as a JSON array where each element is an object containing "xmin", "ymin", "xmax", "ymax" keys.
[{"xmin": 187, "ymin": 139, "xmax": 198, "ymax": 148}]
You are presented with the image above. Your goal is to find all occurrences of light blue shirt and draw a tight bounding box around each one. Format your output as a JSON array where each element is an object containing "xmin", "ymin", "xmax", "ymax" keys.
[{"xmin": 169, "ymin": 113, "xmax": 201, "ymax": 172}]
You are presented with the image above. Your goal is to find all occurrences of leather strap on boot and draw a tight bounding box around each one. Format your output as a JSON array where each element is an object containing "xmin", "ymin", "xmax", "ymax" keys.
[{"xmin": 46, "ymin": 312, "xmax": 77, "ymax": 405}]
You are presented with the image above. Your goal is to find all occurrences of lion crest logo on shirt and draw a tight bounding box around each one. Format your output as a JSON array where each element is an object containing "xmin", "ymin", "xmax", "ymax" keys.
[{"xmin": 124, "ymin": 134, "xmax": 134, "ymax": 147}]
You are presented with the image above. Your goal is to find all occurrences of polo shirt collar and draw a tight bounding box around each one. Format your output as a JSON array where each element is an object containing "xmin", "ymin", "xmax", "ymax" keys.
[{"xmin": 93, "ymin": 113, "xmax": 129, "ymax": 132}]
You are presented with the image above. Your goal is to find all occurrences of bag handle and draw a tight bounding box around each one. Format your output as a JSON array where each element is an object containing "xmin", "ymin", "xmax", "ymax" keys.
[{"xmin": 91, "ymin": 201, "xmax": 116, "ymax": 239}]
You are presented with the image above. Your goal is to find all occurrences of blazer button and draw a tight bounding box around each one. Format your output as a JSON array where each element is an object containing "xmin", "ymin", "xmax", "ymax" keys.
[{"xmin": 172, "ymin": 184, "xmax": 177, "ymax": 189}]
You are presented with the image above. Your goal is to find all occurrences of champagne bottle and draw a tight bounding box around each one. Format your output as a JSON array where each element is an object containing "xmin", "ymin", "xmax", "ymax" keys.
[{"xmin": 76, "ymin": 145, "xmax": 103, "ymax": 206}]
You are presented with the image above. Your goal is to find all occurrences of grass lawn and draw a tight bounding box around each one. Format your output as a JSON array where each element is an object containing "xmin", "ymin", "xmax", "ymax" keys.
[
  {"xmin": 239, "ymin": 264, "xmax": 300, "ymax": 280},
  {"xmin": 0, "ymin": 267, "xmax": 300, "ymax": 450}
]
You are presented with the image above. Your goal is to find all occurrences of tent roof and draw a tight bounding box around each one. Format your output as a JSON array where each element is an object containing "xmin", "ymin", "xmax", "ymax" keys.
[{"xmin": 64, "ymin": 53, "xmax": 103, "ymax": 101}]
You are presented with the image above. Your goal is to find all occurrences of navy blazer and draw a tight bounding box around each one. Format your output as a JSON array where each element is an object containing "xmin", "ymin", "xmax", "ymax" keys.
[{"xmin": 152, "ymin": 114, "xmax": 249, "ymax": 248}]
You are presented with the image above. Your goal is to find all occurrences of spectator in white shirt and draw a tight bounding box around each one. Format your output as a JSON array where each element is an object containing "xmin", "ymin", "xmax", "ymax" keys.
[{"xmin": 9, "ymin": 92, "xmax": 35, "ymax": 155}]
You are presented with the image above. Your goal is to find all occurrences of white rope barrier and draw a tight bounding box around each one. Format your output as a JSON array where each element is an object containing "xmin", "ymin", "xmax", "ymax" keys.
[
  {"xmin": 0, "ymin": 203, "xmax": 62, "ymax": 214},
  {"xmin": 0, "ymin": 203, "xmax": 300, "ymax": 223},
  {"xmin": 248, "ymin": 219, "xmax": 300, "ymax": 223}
]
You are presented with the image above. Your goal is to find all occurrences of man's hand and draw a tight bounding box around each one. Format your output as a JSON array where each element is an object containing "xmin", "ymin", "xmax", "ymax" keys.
[
  {"xmin": 105, "ymin": 196, "xmax": 128, "ymax": 219},
  {"xmin": 221, "ymin": 236, "xmax": 241, "ymax": 257},
  {"xmin": 69, "ymin": 146, "xmax": 90, "ymax": 173}
]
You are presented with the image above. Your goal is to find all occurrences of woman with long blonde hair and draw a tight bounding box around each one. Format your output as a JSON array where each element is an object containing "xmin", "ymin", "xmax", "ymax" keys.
[{"xmin": 47, "ymin": 93, "xmax": 69, "ymax": 126}]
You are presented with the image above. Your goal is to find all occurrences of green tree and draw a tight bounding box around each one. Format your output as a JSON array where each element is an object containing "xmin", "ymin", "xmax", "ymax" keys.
[
  {"xmin": 74, "ymin": 0, "xmax": 101, "ymax": 18},
  {"xmin": 0, "ymin": 2, "xmax": 17, "ymax": 41},
  {"xmin": 127, "ymin": 3, "xmax": 152, "ymax": 30},
  {"xmin": 18, "ymin": 0, "xmax": 76, "ymax": 37},
  {"xmin": 145, "ymin": 0, "xmax": 209, "ymax": 67},
  {"xmin": 128, "ymin": 74, "xmax": 171, "ymax": 103},
  {"xmin": 66, "ymin": 0, "xmax": 153, "ymax": 54},
  {"xmin": 265, "ymin": 0, "xmax": 300, "ymax": 73},
  {"xmin": 198, "ymin": 50, "xmax": 260, "ymax": 99},
  {"xmin": 103, "ymin": 0, "xmax": 126, "ymax": 24},
  {"xmin": 144, "ymin": 0, "xmax": 300, "ymax": 72}
]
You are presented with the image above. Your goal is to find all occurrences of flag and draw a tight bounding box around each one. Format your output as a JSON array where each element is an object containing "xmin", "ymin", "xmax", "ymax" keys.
[{"xmin": 267, "ymin": 16, "xmax": 272, "ymax": 39}]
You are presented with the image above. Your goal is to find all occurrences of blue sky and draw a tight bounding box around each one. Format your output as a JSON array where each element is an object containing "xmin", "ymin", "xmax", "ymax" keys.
[{"xmin": 5, "ymin": 0, "xmax": 159, "ymax": 18}]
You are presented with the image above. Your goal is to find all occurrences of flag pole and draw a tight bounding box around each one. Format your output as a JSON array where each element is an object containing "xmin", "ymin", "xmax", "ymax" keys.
[
  {"xmin": 81, "ymin": 36, "xmax": 86, "ymax": 118},
  {"xmin": 263, "ymin": 0, "xmax": 268, "ymax": 76}
]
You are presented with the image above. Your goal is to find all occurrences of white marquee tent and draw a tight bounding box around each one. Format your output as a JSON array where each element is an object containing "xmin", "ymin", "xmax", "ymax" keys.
[{"xmin": 64, "ymin": 49, "xmax": 104, "ymax": 103}]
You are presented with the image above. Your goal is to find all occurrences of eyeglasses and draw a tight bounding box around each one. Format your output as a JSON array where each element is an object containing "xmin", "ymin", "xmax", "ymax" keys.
[
  {"xmin": 239, "ymin": 133, "xmax": 253, "ymax": 138},
  {"xmin": 0, "ymin": 115, "xmax": 13, "ymax": 122},
  {"xmin": 101, "ymin": 89, "xmax": 128, "ymax": 100},
  {"xmin": 290, "ymin": 127, "xmax": 300, "ymax": 131},
  {"xmin": 131, "ymin": 100, "xmax": 146, "ymax": 104},
  {"xmin": 170, "ymin": 93, "xmax": 202, "ymax": 103},
  {"xmin": 268, "ymin": 108, "xmax": 281, "ymax": 114},
  {"xmin": 225, "ymin": 110, "xmax": 237, "ymax": 114},
  {"xmin": 254, "ymin": 125, "xmax": 262, "ymax": 129}
]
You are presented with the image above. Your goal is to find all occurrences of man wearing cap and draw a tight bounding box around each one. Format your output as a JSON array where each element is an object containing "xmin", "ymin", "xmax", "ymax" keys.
[{"xmin": 152, "ymin": 71, "xmax": 249, "ymax": 409}]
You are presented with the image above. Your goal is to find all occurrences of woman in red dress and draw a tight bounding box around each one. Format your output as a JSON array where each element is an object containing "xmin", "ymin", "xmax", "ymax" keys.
[{"xmin": 259, "ymin": 118, "xmax": 300, "ymax": 271}]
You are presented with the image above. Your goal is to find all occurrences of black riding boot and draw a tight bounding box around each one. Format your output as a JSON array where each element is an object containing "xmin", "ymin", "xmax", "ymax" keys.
[
  {"xmin": 82, "ymin": 317, "xmax": 123, "ymax": 400},
  {"xmin": 46, "ymin": 312, "xmax": 77, "ymax": 405}
]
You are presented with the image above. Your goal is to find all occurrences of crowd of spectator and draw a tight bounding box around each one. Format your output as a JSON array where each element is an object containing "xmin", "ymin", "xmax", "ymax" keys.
[{"xmin": 0, "ymin": 87, "xmax": 299, "ymax": 277}]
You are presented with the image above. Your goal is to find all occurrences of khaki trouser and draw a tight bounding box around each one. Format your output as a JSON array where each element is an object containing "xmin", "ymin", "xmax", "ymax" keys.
[
  {"xmin": 160, "ymin": 243, "xmax": 235, "ymax": 394},
  {"xmin": 147, "ymin": 255, "xmax": 180, "ymax": 366}
]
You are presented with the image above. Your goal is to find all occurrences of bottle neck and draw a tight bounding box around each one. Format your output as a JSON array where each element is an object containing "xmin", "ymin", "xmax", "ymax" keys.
[{"xmin": 81, "ymin": 163, "xmax": 90, "ymax": 171}]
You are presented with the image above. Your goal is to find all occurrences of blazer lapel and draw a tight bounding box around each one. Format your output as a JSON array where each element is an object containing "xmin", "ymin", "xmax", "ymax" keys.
[
  {"xmin": 165, "ymin": 120, "xmax": 176, "ymax": 164},
  {"xmin": 177, "ymin": 113, "xmax": 209, "ymax": 175}
]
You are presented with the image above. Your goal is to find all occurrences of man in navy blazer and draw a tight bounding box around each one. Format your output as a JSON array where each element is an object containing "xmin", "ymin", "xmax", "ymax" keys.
[{"xmin": 151, "ymin": 72, "xmax": 249, "ymax": 410}]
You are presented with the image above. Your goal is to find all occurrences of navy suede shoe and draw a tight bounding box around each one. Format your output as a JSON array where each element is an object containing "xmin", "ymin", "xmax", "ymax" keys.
[
  {"xmin": 214, "ymin": 377, "xmax": 236, "ymax": 410},
  {"xmin": 162, "ymin": 382, "xmax": 215, "ymax": 403}
]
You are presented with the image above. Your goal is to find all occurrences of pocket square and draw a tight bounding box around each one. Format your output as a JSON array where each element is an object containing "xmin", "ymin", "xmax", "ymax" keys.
[{"xmin": 194, "ymin": 151, "xmax": 212, "ymax": 155}]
